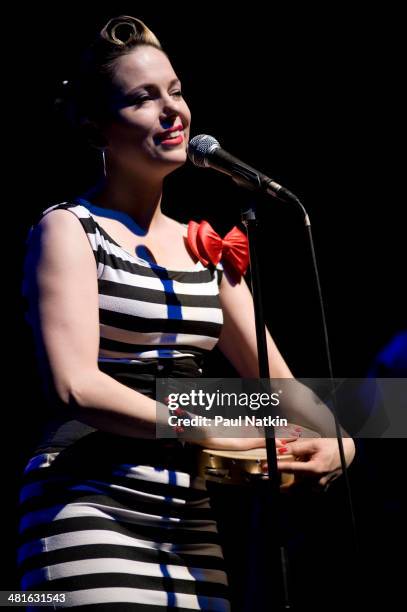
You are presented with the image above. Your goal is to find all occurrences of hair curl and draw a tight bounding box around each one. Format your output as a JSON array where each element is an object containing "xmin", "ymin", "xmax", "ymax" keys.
[{"xmin": 100, "ymin": 15, "xmax": 161, "ymax": 48}]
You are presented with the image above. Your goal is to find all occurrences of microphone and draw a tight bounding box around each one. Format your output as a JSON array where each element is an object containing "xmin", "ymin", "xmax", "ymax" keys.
[{"xmin": 188, "ymin": 134, "xmax": 299, "ymax": 204}]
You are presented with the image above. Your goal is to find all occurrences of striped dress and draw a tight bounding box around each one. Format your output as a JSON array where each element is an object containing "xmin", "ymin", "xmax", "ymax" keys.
[{"xmin": 18, "ymin": 201, "xmax": 230, "ymax": 610}]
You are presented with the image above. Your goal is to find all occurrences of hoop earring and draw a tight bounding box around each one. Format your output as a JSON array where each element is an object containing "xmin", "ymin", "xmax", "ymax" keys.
[{"xmin": 101, "ymin": 149, "xmax": 107, "ymax": 178}]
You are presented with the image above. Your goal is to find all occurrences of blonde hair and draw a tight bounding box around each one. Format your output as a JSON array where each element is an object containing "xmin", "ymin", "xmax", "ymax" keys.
[{"xmin": 100, "ymin": 15, "xmax": 161, "ymax": 49}]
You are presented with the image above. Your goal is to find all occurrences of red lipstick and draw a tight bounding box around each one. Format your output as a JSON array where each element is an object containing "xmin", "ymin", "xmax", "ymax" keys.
[{"xmin": 156, "ymin": 124, "xmax": 184, "ymax": 144}]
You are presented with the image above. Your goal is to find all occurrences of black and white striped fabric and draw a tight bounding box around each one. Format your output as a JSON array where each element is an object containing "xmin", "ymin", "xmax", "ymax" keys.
[
  {"xmin": 33, "ymin": 200, "xmax": 224, "ymax": 363},
  {"xmin": 18, "ymin": 202, "xmax": 231, "ymax": 610},
  {"xmin": 18, "ymin": 441, "xmax": 230, "ymax": 611}
]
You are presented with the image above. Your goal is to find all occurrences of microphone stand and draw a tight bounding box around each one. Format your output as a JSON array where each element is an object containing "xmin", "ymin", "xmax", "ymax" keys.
[{"xmin": 241, "ymin": 202, "xmax": 292, "ymax": 611}]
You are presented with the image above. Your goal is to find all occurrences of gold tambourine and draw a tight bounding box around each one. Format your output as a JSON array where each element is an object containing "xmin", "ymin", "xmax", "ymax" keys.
[{"xmin": 196, "ymin": 424, "xmax": 319, "ymax": 488}]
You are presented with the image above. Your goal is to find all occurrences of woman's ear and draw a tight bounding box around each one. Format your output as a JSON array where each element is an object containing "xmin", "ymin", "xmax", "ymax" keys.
[{"xmin": 80, "ymin": 118, "xmax": 109, "ymax": 149}]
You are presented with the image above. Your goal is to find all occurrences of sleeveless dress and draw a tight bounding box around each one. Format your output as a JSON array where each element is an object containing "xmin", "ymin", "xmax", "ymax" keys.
[{"xmin": 18, "ymin": 200, "xmax": 230, "ymax": 611}]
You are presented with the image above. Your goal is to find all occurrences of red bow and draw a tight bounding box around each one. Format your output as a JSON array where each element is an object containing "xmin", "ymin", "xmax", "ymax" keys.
[{"xmin": 187, "ymin": 220, "xmax": 249, "ymax": 276}]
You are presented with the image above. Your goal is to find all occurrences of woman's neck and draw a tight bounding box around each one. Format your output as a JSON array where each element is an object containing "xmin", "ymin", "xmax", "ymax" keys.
[{"xmin": 85, "ymin": 167, "xmax": 167, "ymax": 231}]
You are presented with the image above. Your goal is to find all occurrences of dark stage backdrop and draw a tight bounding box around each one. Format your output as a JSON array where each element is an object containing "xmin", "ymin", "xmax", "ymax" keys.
[{"xmin": 4, "ymin": 3, "xmax": 405, "ymax": 608}]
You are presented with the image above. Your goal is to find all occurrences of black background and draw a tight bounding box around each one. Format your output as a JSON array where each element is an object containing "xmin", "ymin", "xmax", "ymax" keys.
[{"xmin": 3, "ymin": 2, "xmax": 405, "ymax": 609}]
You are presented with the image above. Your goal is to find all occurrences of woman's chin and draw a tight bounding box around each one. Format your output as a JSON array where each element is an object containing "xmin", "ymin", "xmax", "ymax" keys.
[{"xmin": 156, "ymin": 151, "xmax": 188, "ymax": 167}]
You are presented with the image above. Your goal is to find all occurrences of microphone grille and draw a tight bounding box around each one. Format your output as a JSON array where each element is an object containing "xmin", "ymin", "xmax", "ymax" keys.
[{"xmin": 188, "ymin": 134, "xmax": 220, "ymax": 167}]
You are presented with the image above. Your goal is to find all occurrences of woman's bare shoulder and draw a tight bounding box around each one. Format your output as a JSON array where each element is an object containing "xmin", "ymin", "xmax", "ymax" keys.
[
  {"xmin": 27, "ymin": 208, "xmax": 94, "ymax": 269},
  {"xmin": 29, "ymin": 208, "xmax": 87, "ymax": 246},
  {"xmin": 37, "ymin": 207, "xmax": 81, "ymax": 229}
]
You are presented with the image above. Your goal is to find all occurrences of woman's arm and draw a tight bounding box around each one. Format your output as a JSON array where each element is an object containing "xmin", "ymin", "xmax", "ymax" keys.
[
  {"xmin": 217, "ymin": 267, "xmax": 293, "ymax": 379},
  {"xmin": 217, "ymin": 267, "xmax": 355, "ymax": 482},
  {"xmin": 218, "ymin": 268, "xmax": 336, "ymax": 433},
  {"xmin": 25, "ymin": 209, "xmax": 163, "ymax": 437}
]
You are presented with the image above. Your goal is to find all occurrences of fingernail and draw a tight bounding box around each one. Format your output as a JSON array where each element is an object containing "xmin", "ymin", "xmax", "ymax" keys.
[
  {"xmin": 295, "ymin": 427, "xmax": 302, "ymax": 432},
  {"xmin": 278, "ymin": 447, "xmax": 288, "ymax": 454},
  {"xmin": 280, "ymin": 440, "xmax": 288, "ymax": 445}
]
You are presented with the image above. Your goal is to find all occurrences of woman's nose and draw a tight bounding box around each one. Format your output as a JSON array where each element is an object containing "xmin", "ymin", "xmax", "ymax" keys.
[
  {"xmin": 161, "ymin": 94, "xmax": 181, "ymax": 118},
  {"xmin": 160, "ymin": 112, "xmax": 181, "ymax": 129},
  {"xmin": 161, "ymin": 111, "xmax": 178, "ymax": 125}
]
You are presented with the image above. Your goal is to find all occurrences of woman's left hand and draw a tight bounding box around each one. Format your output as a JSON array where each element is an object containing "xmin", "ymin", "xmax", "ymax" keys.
[{"xmin": 275, "ymin": 437, "xmax": 356, "ymax": 489}]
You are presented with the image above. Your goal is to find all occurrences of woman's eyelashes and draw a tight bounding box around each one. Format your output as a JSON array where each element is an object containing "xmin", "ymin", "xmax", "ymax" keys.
[
  {"xmin": 132, "ymin": 90, "xmax": 183, "ymax": 106},
  {"xmin": 132, "ymin": 96, "xmax": 151, "ymax": 105}
]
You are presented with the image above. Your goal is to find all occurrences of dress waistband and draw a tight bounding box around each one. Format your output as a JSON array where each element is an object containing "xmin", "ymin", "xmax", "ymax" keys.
[{"xmin": 98, "ymin": 356, "xmax": 204, "ymax": 393}]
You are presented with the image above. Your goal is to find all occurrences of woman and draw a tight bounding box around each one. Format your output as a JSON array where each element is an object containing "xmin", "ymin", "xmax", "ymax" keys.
[{"xmin": 18, "ymin": 15, "xmax": 355, "ymax": 610}]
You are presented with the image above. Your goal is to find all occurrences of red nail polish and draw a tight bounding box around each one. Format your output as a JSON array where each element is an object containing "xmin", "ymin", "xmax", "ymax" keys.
[{"xmin": 278, "ymin": 447, "xmax": 288, "ymax": 454}]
